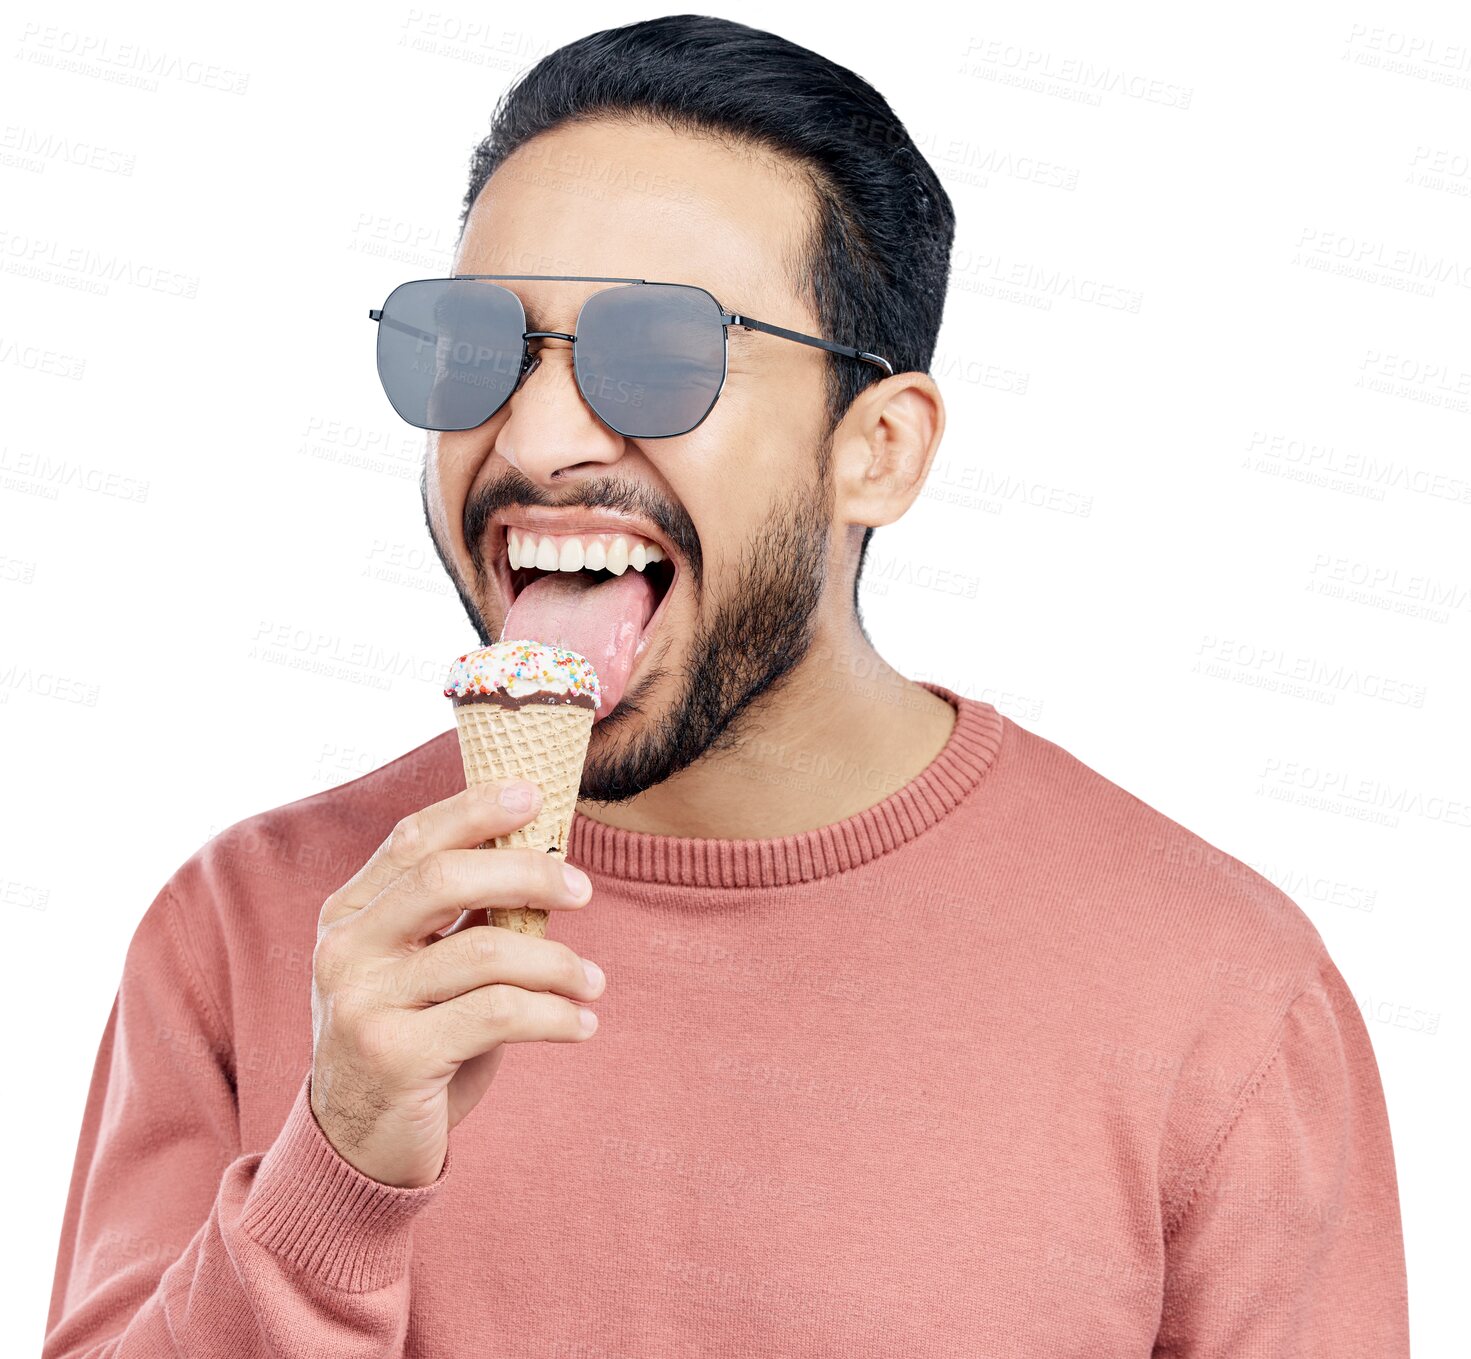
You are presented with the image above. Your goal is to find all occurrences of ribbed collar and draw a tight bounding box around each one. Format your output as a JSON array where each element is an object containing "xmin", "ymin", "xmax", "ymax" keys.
[{"xmin": 565, "ymin": 682, "xmax": 1004, "ymax": 889}]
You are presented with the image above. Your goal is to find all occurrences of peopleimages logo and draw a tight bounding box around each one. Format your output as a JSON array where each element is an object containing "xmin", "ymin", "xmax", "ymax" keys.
[
  {"xmin": 0, "ymin": 230, "xmax": 199, "ymax": 298},
  {"xmin": 15, "ymin": 23, "xmax": 250, "ymax": 94},
  {"xmin": 1258, "ymin": 758, "xmax": 1471, "ymax": 830}
]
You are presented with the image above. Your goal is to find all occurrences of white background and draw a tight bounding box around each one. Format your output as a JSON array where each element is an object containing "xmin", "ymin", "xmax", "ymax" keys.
[{"xmin": 4, "ymin": 1, "xmax": 1466, "ymax": 1349}]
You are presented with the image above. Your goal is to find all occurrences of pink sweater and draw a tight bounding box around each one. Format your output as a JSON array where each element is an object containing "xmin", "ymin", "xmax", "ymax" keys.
[{"xmin": 44, "ymin": 683, "xmax": 1409, "ymax": 1356}]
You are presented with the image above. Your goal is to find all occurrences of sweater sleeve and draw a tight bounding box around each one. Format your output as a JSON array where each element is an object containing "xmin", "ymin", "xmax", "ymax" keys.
[
  {"xmin": 43, "ymin": 882, "xmax": 449, "ymax": 1358},
  {"xmin": 1153, "ymin": 949, "xmax": 1410, "ymax": 1356}
]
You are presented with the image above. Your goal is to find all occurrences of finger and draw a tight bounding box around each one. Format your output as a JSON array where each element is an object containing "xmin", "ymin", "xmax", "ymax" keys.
[
  {"xmin": 383, "ymin": 926, "xmax": 604, "ymax": 1009},
  {"xmin": 349, "ymin": 847, "xmax": 592, "ymax": 952},
  {"xmin": 418, "ymin": 981, "xmax": 599, "ymax": 1063},
  {"xmin": 321, "ymin": 779, "xmax": 544, "ymax": 925}
]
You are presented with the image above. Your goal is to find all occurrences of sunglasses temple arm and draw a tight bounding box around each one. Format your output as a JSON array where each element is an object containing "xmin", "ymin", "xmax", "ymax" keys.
[
  {"xmin": 725, "ymin": 313, "xmax": 894, "ymax": 377},
  {"xmin": 367, "ymin": 309, "xmax": 441, "ymax": 348}
]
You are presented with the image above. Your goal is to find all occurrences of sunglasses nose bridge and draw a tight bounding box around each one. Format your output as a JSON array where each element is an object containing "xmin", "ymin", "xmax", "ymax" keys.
[{"xmin": 512, "ymin": 328, "xmax": 577, "ymax": 396}]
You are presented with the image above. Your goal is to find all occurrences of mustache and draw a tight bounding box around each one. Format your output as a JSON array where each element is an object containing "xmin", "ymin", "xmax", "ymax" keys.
[{"xmin": 464, "ymin": 468, "xmax": 702, "ymax": 588}]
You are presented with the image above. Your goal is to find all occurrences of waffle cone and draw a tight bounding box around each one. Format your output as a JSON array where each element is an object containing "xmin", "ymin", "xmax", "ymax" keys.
[{"xmin": 452, "ymin": 701, "xmax": 595, "ymax": 938}]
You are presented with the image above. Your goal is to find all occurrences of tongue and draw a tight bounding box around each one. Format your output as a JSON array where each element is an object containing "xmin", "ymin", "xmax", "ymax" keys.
[{"xmin": 501, "ymin": 570, "xmax": 657, "ymax": 721}]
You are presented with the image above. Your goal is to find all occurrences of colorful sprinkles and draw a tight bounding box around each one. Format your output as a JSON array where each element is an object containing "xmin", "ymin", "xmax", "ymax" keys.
[{"xmin": 444, "ymin": 639, "xmax": 601, "ymax": 707}]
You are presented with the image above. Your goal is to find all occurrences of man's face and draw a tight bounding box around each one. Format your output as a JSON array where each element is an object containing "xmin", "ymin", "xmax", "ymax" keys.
[{"xmin": 423, "ymin": 118, "xmax": 847, "ymax": 804}]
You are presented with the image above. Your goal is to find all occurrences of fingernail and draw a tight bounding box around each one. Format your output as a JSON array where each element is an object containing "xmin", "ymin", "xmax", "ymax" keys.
[
  {"xmin": 579, "ymin": 1009, "xmax": 599, "ymax": 1034},
  {"xmin": 562, "ymin": 863, "xmax": 591, "ymax": 898},
  {"xmin": 582, "ymin": 959, "xmax": 604, "ymax": 990},
  {"xmin": 499, "ymin": 781, "xmax": 536, "ymax": 811}
]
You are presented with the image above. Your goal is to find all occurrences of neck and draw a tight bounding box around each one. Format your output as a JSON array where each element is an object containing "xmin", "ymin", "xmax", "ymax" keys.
[{"xmin": 575, "ymin": 623, "xmax": 957, "ymax": 840}]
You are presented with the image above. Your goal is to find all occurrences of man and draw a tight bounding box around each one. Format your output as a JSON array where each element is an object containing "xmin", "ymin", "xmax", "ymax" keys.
[{"xmin": 45, "ymin": 14, "xmax": 1408, "ymax": 1357}]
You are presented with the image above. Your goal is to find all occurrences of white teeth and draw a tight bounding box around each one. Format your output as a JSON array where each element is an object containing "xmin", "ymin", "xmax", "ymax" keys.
[
  {"xmin": 558, "ymin": 537, "xmax": 585, "ymax": 572},
  {"xmin": 505, "ymin": 528, "xmax": 666, "ymax": 578}
]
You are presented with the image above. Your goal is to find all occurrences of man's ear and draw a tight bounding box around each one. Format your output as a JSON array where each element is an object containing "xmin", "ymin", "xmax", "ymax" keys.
[{"xmin": 831, "ymin": 371, "xmax": 946, "ymax": 532}]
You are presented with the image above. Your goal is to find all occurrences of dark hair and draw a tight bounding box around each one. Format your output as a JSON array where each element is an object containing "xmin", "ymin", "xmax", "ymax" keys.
[{"xmin": 457, "ymin": 14, "xmax": 954, "ymax": 614}]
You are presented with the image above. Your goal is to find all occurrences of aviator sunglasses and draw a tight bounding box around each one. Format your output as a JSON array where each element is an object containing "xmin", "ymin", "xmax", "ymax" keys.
[{"xmin": 368, "ymin": 274, "xmax": 894, "ymax": 439}]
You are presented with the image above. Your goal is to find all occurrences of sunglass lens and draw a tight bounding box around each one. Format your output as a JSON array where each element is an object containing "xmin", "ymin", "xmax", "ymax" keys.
[
  {"xmin": 575, "ymin": 283, "xmax": 726, "ymax": 437},
  {"xmin": 376, "ymin": 280, "xmax": 525, "ymax": 431}
]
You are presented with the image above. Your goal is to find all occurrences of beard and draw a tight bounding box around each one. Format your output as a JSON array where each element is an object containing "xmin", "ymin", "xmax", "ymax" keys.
[{"xmin": 423, "ymin": 437, "xmax": 833, "ymax": 804}]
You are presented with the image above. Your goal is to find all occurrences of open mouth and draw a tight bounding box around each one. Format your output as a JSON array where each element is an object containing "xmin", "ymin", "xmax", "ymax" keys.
[{"xmin": 490, "ymin": 526, "xmax": 679, "ymax": 665}]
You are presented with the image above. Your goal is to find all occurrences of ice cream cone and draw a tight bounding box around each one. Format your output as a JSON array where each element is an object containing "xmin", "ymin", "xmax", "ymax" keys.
[{"xmin": 444, "ymin": 641, "xmax": 601, "ymax": 939}]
